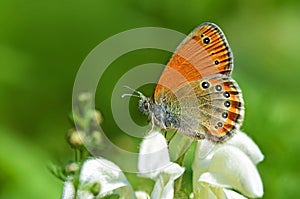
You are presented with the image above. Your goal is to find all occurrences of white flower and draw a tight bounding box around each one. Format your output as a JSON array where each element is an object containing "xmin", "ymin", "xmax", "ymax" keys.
[
  {"xmin": 62, "ymin": 178, "xmax": 75, "ymax": 199},
  {"xmin": 138, "ymin": 131, "xmax": 185, "ymax": 199},
  {"xmin": 62, "ymin": 130, "xmax": 264, "ymax": 199},
  {"xmin": 62, "ymin": 158, "xmax": 136, "ymax": 199},
  {"xmin": 192, "ymin": 131, "xmax": 264, "ymax": 199},
  {"xmin": 135, "ymin": 191, "xmax": 150, "ymax": 199}
]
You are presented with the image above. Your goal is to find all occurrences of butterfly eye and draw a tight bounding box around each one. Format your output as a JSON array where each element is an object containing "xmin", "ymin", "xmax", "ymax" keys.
[
  {"xmin": 203, "ymin": 37, "xmax": 210, "ymax": 44},
  {"xmin": 144, "ymin": 102, "xmax": 149, "ymax": 110},
  {"xmin": 201, "ymin": 81, "xmax": 210, "ymax": 89}
]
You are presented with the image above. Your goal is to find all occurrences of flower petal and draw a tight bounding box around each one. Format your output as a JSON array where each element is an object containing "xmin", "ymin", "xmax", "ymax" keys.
[
  {"xmin": 150, "ymin": 163, "xmax": 185, "ymax": 199},
  {"xmin": 192, "ymin": 140, "xmax": 216, "ymax": 185},
  {"xmin": 197, "ymin": 139, "xmax": 218, "ymax": 159},
  {"xmin": 194, "ymin": 182, "xmax": 227, "ymax": 199},
  {"xmin": 193, "ymin": 182, "xmax": 247, "ymax": 199},
  {"xmin": 135, "ymin": 191, "xmax": 150, "ymax": 199},
  {"xmin": 227, "ymin": 131, "xmax": 264, "ymax": 164},
  {"xmin": 62, "ymin": 178, "xmax": 75, "ymax": 199},
  {"xmin": 223, "ymin": 189, "xmax": 247, "ymax": 199},
  {"xmin": 137, "ymin": 131, "xmax": 185, "ymax": 199},
  {"xmin": 138, "ymin": 131, "xmax": 171, "ymax": 177},
  {"xmin": 77, "ymin": 190, "xmax": 94, "ymax": 199},
  {"xmin": 199, "ymin": 145, "xmax": 263, "ymax": 198},
  {"xmin": 78, "ymin": 158, "xmax": 135, "ymax": 198}
]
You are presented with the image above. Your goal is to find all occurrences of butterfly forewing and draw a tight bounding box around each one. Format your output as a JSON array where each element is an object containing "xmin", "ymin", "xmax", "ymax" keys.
[{"xmin": 154, "ymin": 22, "xmax": 233, "ymax": 100}]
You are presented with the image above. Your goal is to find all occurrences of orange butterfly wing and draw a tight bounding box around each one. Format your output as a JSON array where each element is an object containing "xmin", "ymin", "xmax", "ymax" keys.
[{"xmin": 154, "ymin": 22, "xmax": 233, "ymax": 100}]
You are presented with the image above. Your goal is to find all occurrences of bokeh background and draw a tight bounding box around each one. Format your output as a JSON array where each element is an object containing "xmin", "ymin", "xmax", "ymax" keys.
[{"xmin": 1, "ymin": 0, "xmax": 300, "ymax": 198}]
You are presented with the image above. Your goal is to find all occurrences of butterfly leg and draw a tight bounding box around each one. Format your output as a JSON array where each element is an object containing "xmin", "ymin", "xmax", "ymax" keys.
[
  {"xmin": 149, "ymin": 113, "xmax": 156, "ymax": 132},
  {"xmin": 167, "ymin": 129, "xmax": 178, "ymax": 145},
  {"xmin": 162, "ymin": 129, "xmax": 167, "ymax": 138}
]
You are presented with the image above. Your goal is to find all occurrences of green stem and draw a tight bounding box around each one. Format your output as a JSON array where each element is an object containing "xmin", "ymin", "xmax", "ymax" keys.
[
  {"xmin": 174, "ymin": 150, "xmax": 188, "ymax": 195},
  {"xmin": 74, "ymin": 148, "xmax": 79, "ymax": 163}
]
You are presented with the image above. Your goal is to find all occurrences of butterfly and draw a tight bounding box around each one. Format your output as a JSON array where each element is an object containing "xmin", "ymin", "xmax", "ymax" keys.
[{"xmin": 125, "ymin": 22, "xmax": 244, "ymax": 143}]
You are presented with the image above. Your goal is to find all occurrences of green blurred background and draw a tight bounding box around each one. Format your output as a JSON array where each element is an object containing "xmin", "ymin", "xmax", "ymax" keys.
[{"xmin": 1, "ymin": 0, "xmax": 300, "ymax": 198}]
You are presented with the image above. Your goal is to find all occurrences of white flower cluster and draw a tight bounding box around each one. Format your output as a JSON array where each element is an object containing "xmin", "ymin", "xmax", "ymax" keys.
[
  {"xmin": 192, "ymin": 132, "xmax": 264, "ymax": 199},
  {"xmin": 62, "ymin": 131, "xmax": 263, "ymax": 199}
]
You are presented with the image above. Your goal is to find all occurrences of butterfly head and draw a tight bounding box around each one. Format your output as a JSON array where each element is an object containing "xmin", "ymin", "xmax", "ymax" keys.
[
  {"xmin": 122, "ymin": 86, "xmax": 153, "ymax": 116},
  {"xmin": 138, "ymin": 96, "xmax": 153, "ymax": 116}
]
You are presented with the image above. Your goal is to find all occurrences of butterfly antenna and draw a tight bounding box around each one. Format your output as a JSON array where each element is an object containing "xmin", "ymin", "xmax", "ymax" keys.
[
  {"xmin": 123, "ymin": 86, "xmax": 143, "ymax": 95},
  {"xmin": 121, "ymin": 85, "xmax": 145, "ymax": 99},
  {"xmin": 121, "ymin": 93, "xmax": 140, "ymax": 98}
]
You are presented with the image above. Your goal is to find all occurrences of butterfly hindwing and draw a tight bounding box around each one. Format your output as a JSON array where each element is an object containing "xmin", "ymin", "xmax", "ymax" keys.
[
  {"xmin": 173, "ymin": 74, "xmax": 244, "ymax": 142},
  {"xmin": 196, "ymin": 75, "xmax": 244, "ymax": 142}
]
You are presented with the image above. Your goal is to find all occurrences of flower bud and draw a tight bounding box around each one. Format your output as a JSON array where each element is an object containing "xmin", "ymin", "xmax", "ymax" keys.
[
  {"xmin": 93, "ymin": 110, "xmax": 103, "ymax": 124},
  {"xmin": 90, "ymin": 182, "xmax": 101, "ymax": 196},
  {"xmin": 78, "ymin": 92, "xmax": 92, "ymax": 103},
  {"xmin": 65, "ymin": 162, "xmax": 80, "ymax": 175},
  {"xmin": 67, "ymin": 129, "xmax": 84, "ymax": 148}
]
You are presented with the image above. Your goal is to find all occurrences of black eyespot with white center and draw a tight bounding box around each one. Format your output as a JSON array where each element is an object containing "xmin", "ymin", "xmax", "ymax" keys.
[
  {"xmin": 201, "ymin": 81, "xmax": 210, "ymax": 89},
  {"xmin": 222, "ymin": 112, "xmax": 228, "ymax": 118},
  {"xmin": 215, "ymin": 60, "xmax": 219, "ymax": 65},
  {"xmin": 217, "ymin": 122, "xmax": 223, "ymax": 127},
  {"xmin": 203, "ymin": 37, "xmax": 210, "ymax": 44},
  {"xmin": 215, "ymin": 85, "xmax": 222, "ymax": 91},
  {"xmin": 224, "ymin": 101, "xmax": 230, "ymax": 107},
  {"xmin": 223, "ymin": 91, "xmax": 230, "ymax": 98}
]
